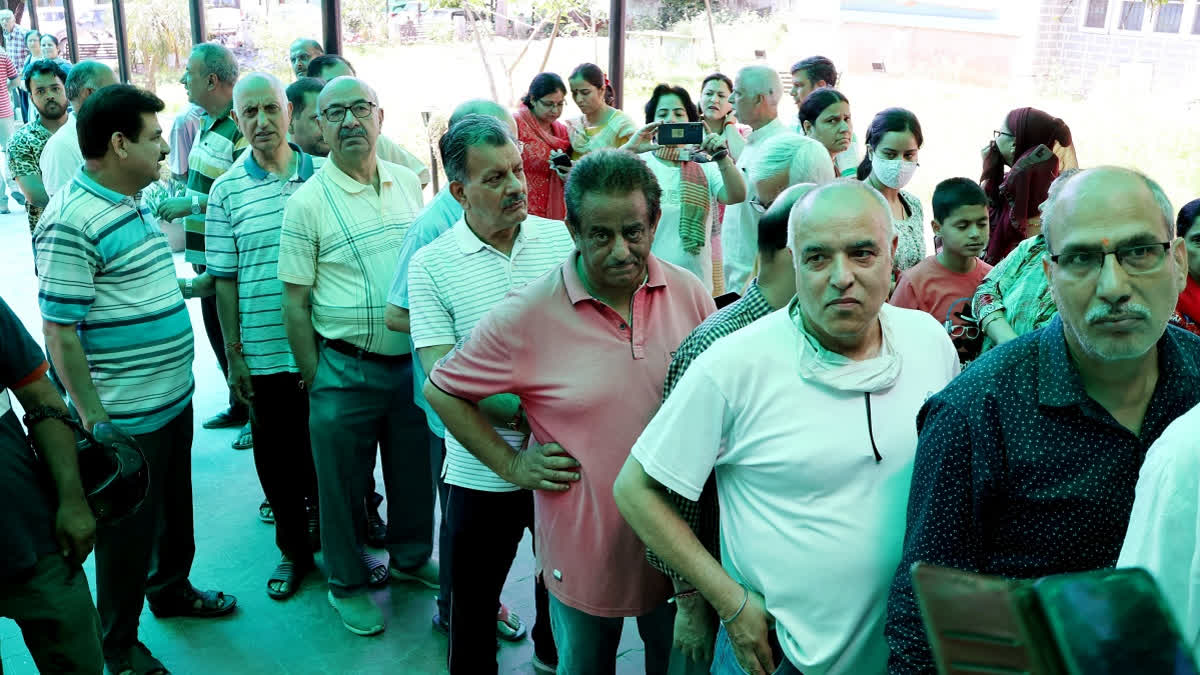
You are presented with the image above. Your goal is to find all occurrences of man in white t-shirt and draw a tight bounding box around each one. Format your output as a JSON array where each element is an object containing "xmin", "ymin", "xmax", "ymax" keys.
[
  {"xmin": 722, "ymin": 65, "xmax": 786, "ymax": 296},
  {"xmin": 407, "ymin": 114, "xmax": 572, "ymax": 674},
  {"xmin": 39, "ymin": 61, "xmax": 115, "ymax": 197},
  {"xmin": 614, "ymin": 180, "xmax": 960, "ymax": 675}
]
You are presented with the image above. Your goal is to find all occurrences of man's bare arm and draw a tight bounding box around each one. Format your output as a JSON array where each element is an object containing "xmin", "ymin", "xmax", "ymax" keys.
[{"xmin": 42, "ymin": 320, "xmax": 107, "ymax": 430}]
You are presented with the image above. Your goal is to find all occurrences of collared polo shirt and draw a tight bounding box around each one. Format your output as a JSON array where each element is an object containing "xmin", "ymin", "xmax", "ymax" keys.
[
  {"xmin": 430, "ymin": 253, "xmax": 715, "ymax": 617},
  {"xmin": 277, "ymin": 157, "xmax": 423, "ymax": 356},
  {"xmin": 408, "ymin": 214, "xmax": 575, "ymax": 492},
  {"xmin": 184, "ymin": 106, "xmax": 247, "ymax": 263},
  {"xmin": 885, "ymin": 316, "xmax": 1200, "ymax": 674},
  {"xmin": 40, "ymin": 112, "xmax": 80, "ymax": 197},
  {"xmin": 389, "ymin": 186, "xmax": 464, "ymax": 438},
  {"xmin": 633, "ymin": 305, "xmax": 959, "ymax": 675},
  {"xmin": 169, "ymin": 104, "xmax": 206, "ymax": 179},
  {"xmin": 34, "ymin": 169, "xmax": 195, "ymax": 435},
  {"xmin": 205, "ymin": 145, "xmax": 320, "ymax": 375},
  {"xmin": 722, "ymin": 117, "xmax": 786, "ymax": 294}
]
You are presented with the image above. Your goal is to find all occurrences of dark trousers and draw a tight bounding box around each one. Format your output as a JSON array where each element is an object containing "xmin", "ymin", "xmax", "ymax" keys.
[
  {"xmin": 95, "ymin": 405, "xmax": 195, "ymax": 656},
  {"xmin": 446, "ymin": 485, "xmax": 553, "ymax": 675},
  {"xmin": 432, "ymin": 434, "xmax": 451, "ymax": 619},
  {"xmin": 308, "ymin": 344, "xmax": 433, "ymax": 596},
  {"xmin": 199, "ymin": 285, "xmax": 244, "ymax": 416},
  {"xmin": 0, "ymin": 554, "xmax": 103, "ymax": 674},
  {"xmin": 249, "ymin": 372, "xmax": 318, "ymax": 564}
]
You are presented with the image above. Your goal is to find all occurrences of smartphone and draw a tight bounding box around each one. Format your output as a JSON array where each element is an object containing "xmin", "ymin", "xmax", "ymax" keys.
[
  {"xmin": 656, "ymin": 122, "xmax": 704, "ymax": 146},
  {"xmin": 551, "ymin": 153, "xmax": 572, "ymax": 169}
]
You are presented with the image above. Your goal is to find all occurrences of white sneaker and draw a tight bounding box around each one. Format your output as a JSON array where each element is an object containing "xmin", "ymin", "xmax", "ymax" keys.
[{"xmin": 327, "ymin": 590, "xmax": 385, "ymax": 636}]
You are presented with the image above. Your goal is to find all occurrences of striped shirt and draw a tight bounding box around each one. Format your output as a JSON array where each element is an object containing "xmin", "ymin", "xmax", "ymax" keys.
[
  {"xmin": 277, "ymin": 157, "xmax": 423, "ymax": 355},
  {"xmin": 205, "ymin": 145, "xmax": 320, "ymax": 375},
  {"xmin": 34, "ymin": 170, "xmax": 195, "ymax": 435},
  {"xmin": 408, "ymin": 215, "xmax": 575, "ymax": 492},
  {"xmin": 184, "ymin": 107, "xmax": 247, "ymax": 264},
  {"xmin": 0, "ymin": 53, "xmax": 17, "ymax": 119},
  {"xmin": 4, "ymin": 26, "xmax": 27, "ymax": 70}
]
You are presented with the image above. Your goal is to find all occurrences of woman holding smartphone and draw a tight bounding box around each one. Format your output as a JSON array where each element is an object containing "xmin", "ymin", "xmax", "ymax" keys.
[
  {"xmin": 697, "ymin": 73, "xmax": 747, "ymax": 162},
  {"xmin": 981, "ymin": 106, "xmax": 1076, "ymax": 263},
  {"xmin": 516, "ymin": 72, "xmax": 572, "ymax": 220},
  {"xmin": 565, "ymin": 63, "xmax": 636, "ymax": 159},
  {"xmin": 622, "ymin": 84, "xmax": 745, "ymax": 293}
]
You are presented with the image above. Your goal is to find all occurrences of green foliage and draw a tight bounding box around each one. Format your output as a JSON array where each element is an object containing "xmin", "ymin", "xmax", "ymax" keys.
[
  {"xmin": 657, "ymin": 0, "xmax": 706, "ymax": 29},
  {"xmin": 125, "ymin": 0, "xmax": 191, "ymax": 92}
]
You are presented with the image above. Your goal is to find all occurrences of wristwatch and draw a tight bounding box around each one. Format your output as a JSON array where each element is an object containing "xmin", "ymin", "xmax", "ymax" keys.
[
  {"xmin": 190, "ymin": 195, "xmax": 201, "ymax": 215},
  {"xmin": 182, "ymin": 278, "xmax": 193, "ymax": 300}
]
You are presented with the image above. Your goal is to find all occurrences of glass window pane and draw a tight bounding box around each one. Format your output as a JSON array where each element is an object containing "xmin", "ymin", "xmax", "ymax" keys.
[
  {"xmin": 1084, "ymin": 0, "xmax": 1109, "ymax": 28},
  {"xmin": 1153, "ymin": 1, "xmax": 1183, "ymax": 32},
  {"xmin": 34, "ymin": 2, "xmax": 66, "ymax": 61},
  {"xmin": 205, "ymin": 0, "xmax": 320, "ymax": 85},
  {"xmin": 127, "ymin": 0, "xmax": 193, "ymax": 100},
  {"xmin": 70, "ymin": 2, "xmax": 119, "ymax": 72},
  {"xmin": 1194, "ymin": 3, "xmax": 1200, "ymax": 33},
  {"xmin": 1118, "ymin": 1, "xmax": 1145, "ymax": 30}
]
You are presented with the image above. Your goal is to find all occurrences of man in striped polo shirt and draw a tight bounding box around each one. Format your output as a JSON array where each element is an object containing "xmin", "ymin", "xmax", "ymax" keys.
[
  {"xmin": 156, "ymin": 42, "xmax": 252, "ymax": 448},
  {"xmin": 279, "ymin": 76, "xmax": 436, "ymax": 637},
  {"xmin": 408, "ymin": 114, "xmax": 572, "ymax": 674},
  {"xmin": 206, "ymin": 72, "xmax": 321, "ymax": 601},
  {"xmin": 35, "ymin": 83, "xmax": 237, "ymax": 675}
]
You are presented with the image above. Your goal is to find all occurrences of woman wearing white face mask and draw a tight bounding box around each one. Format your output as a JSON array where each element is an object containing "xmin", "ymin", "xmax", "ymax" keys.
[{"xmin": 858, "ymin": 107, "xmax": 926, "ymax": 272}]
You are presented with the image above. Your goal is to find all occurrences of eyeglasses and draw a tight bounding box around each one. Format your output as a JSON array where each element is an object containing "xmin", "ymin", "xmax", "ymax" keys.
[
  {"xmin": 993, "ymin": 129, "xmax": 1013, "ymax": 140},
  {"xmin": 946, "ymin": 323, "xmax": 980, "ymax": 339},
  {"xmin": 321, "ymin": 101, "xmax": 378, "ymax": 124},
  {"xmin": 537, "ymin": 99, "xmax": 565, "ymax": 110},
  {"xmin": 1048, "ymin": 242, "xmax": 1172, "ymax": 279}
]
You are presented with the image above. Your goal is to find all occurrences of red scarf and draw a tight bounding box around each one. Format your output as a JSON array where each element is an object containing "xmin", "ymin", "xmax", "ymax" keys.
[{"xmin": 1178, "ymin": 275, "xmax": 1200, "ymax": 325}]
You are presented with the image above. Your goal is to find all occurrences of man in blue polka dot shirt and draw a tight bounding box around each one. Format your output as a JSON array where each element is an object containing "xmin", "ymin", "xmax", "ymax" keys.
[{"xmin": 885, "ymin": 166, "xmax": 1200, "ymax": 674}]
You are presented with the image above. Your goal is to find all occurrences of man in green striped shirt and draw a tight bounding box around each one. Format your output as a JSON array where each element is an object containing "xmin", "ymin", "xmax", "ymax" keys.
[{"xmin": 155, "ymin": 42, "xmax": 252, "ymax": 446}]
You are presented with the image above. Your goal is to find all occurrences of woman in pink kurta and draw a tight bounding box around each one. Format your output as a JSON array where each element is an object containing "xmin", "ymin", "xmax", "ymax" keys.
[{"xmin": 516, "ymin": 73, "xmax": 572, "ymax": 221}]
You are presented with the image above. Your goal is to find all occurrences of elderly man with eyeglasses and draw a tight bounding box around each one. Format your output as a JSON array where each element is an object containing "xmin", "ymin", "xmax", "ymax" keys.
[
  {"xmin": 278, "ymin": 76, "xmax": 437, "ymax": 636},
  {"xmin": 885, "ymin": 166, "xmax": 1200, "ymax": 674}
]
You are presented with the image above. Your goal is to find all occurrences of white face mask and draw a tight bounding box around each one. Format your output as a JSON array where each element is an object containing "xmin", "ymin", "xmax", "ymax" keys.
[{"xmin": 872, "ymin": 155, "xmax": 918, "ymax": 190}]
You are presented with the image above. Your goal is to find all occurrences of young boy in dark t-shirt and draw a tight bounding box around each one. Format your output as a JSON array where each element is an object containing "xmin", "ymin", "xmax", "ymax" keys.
[{"xmin": 890, "ymin": 177, "xmax": 993, "ymax": 363}]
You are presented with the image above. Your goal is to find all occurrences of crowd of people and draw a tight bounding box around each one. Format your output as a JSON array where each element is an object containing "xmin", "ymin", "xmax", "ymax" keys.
[{"xmin": 0, "ymin": 30, "xmax": 1198, "ymax": 675}]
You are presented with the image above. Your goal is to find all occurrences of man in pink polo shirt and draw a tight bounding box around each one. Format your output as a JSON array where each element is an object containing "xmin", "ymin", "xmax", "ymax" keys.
[{"xmin": 426, "ymin": 148, "xmax": 716, "ymax": 674}]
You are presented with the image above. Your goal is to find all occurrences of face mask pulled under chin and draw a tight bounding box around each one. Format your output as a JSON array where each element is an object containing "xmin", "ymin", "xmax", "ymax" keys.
[{"xmin": 871, "ymin": 156, "xmax": 918, "ymax": 190}]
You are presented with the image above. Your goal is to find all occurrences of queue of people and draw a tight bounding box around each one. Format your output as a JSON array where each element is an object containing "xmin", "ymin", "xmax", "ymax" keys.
[{"xmin": 0, "ymin": 36, "xmax": 1198, "ymax": 675}]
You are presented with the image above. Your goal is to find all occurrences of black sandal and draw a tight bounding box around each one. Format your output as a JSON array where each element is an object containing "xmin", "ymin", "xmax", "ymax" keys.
[
  {"xmin": 105, "ymin": 641, "xmax": 169, "ymax": 675},
  {"xmin": 148, "ymin": 585, "xmax": 238, "ymax": 618},
  {"xmin": 266, "ymin": 559, "xmax": 311, "ymax": 600},
  {"xmin": 362, "ymin": 552, "xmax": 388, "ymax": 587}
]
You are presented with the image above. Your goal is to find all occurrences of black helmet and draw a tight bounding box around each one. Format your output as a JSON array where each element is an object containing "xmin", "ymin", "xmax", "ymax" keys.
[{"xmin": 77, "ymin": 422, "xmax": 149, "ymax": 523}]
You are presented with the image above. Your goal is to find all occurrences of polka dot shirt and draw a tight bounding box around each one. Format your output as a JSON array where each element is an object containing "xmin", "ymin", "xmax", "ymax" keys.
[{"xmin": 884, "ymin": 315, "xmax": 1200, "ymax": 674}]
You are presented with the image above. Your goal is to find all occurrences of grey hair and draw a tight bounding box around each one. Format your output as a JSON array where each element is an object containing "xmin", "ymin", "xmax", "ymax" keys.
[
  {"xmin": 749, "ymin": 133, "xmax": 836, "ymax": 186},
  {"xmin": 233, "ymin": 72, "xmax": 286, "ymax": 111},
  {"xmin": 193, "ymin": 42, "xmax": 238, "ymax": 84},
  {"xmin": 0, "ymin": 10, "xmax": 13, "ymax": 21},
  {"xmin": 1040, "ymin": 167, "xmax": 1175, "ymax": 250},
  {"xmin": 564, "ymin": 148, "xmax": 662, "ymax": 231},
  {"xmin": 788, "ymin": 178, "xmax": 892, "ymax": 253},
  {"xmin": 64, "ymin": 60, "xmax": 112, "ymax": 103},
  {"xmin": 449, "ymin": 98, "xmax": 515, "ymax": 131},
  {"xmin": 737, "ymin": 65, "xmax": 782, "ymax": 106},
  {"xmin": 438, "ymin": 113, "xmax": 517, "ymax": 183}
]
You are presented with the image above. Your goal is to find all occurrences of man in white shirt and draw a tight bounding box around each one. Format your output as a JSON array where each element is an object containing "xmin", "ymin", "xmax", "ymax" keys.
[
  {"xmin": 407, "ymin": 113, "xmax": 572, "ymax": 674},
  {"xmin": 1118, "ymin": 401, "xmax": 1200, "ymax": 664},
  {"xmin": 40, "ymin": 60, "xmax": 116, "ymax": 197},
  {"xmin": 722, "ymin": 65, "xmax": 786, "ymax": 295},
  {"xmin": 615, "ymin": 180, "xmax": 960, "ymax": 675}
]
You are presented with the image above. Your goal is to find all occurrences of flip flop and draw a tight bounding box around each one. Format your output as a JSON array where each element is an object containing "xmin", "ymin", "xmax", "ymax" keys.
[
  {"xmin": 148, "ymin": 586, "xmax": 237, "ymax": 619},
  {"xmin": 267, "ymin": 559, "xmax": 311, "ymax": 600},
  {"xmin": 362, "ymin": 552, "xmax": 388, "ymax": 587}
]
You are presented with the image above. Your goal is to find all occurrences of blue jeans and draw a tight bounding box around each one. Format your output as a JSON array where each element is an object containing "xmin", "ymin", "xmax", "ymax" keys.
[
  {"xmin": 548, "ymin": 594, "xmax": 674, "ymax": 674},
  {"xmin": 711, "ymin": 625, "xmax": 802, "ymax": 675}
]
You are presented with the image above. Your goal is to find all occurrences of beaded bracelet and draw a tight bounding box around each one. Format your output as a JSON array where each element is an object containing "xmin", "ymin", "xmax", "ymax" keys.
[{"xmin": 719, "ymin": 584, "xmax": 749, "ymax": 626}]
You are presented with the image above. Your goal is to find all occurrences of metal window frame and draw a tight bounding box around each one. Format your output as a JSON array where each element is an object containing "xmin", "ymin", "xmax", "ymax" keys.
[{"xmin": 109, "ymin": 0, "xmax": 628, "ymax": 97}]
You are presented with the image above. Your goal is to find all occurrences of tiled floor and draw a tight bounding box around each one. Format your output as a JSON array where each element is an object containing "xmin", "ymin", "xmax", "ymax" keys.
[{"xmin": 0, "ymin": 210, "xmax": 651, "ymax": 674}]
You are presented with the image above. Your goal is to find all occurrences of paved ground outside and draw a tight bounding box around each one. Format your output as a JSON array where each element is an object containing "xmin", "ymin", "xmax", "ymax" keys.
[{"xmin": 0, "ymin": 209, "xmax": 652, "ymax": 674}]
